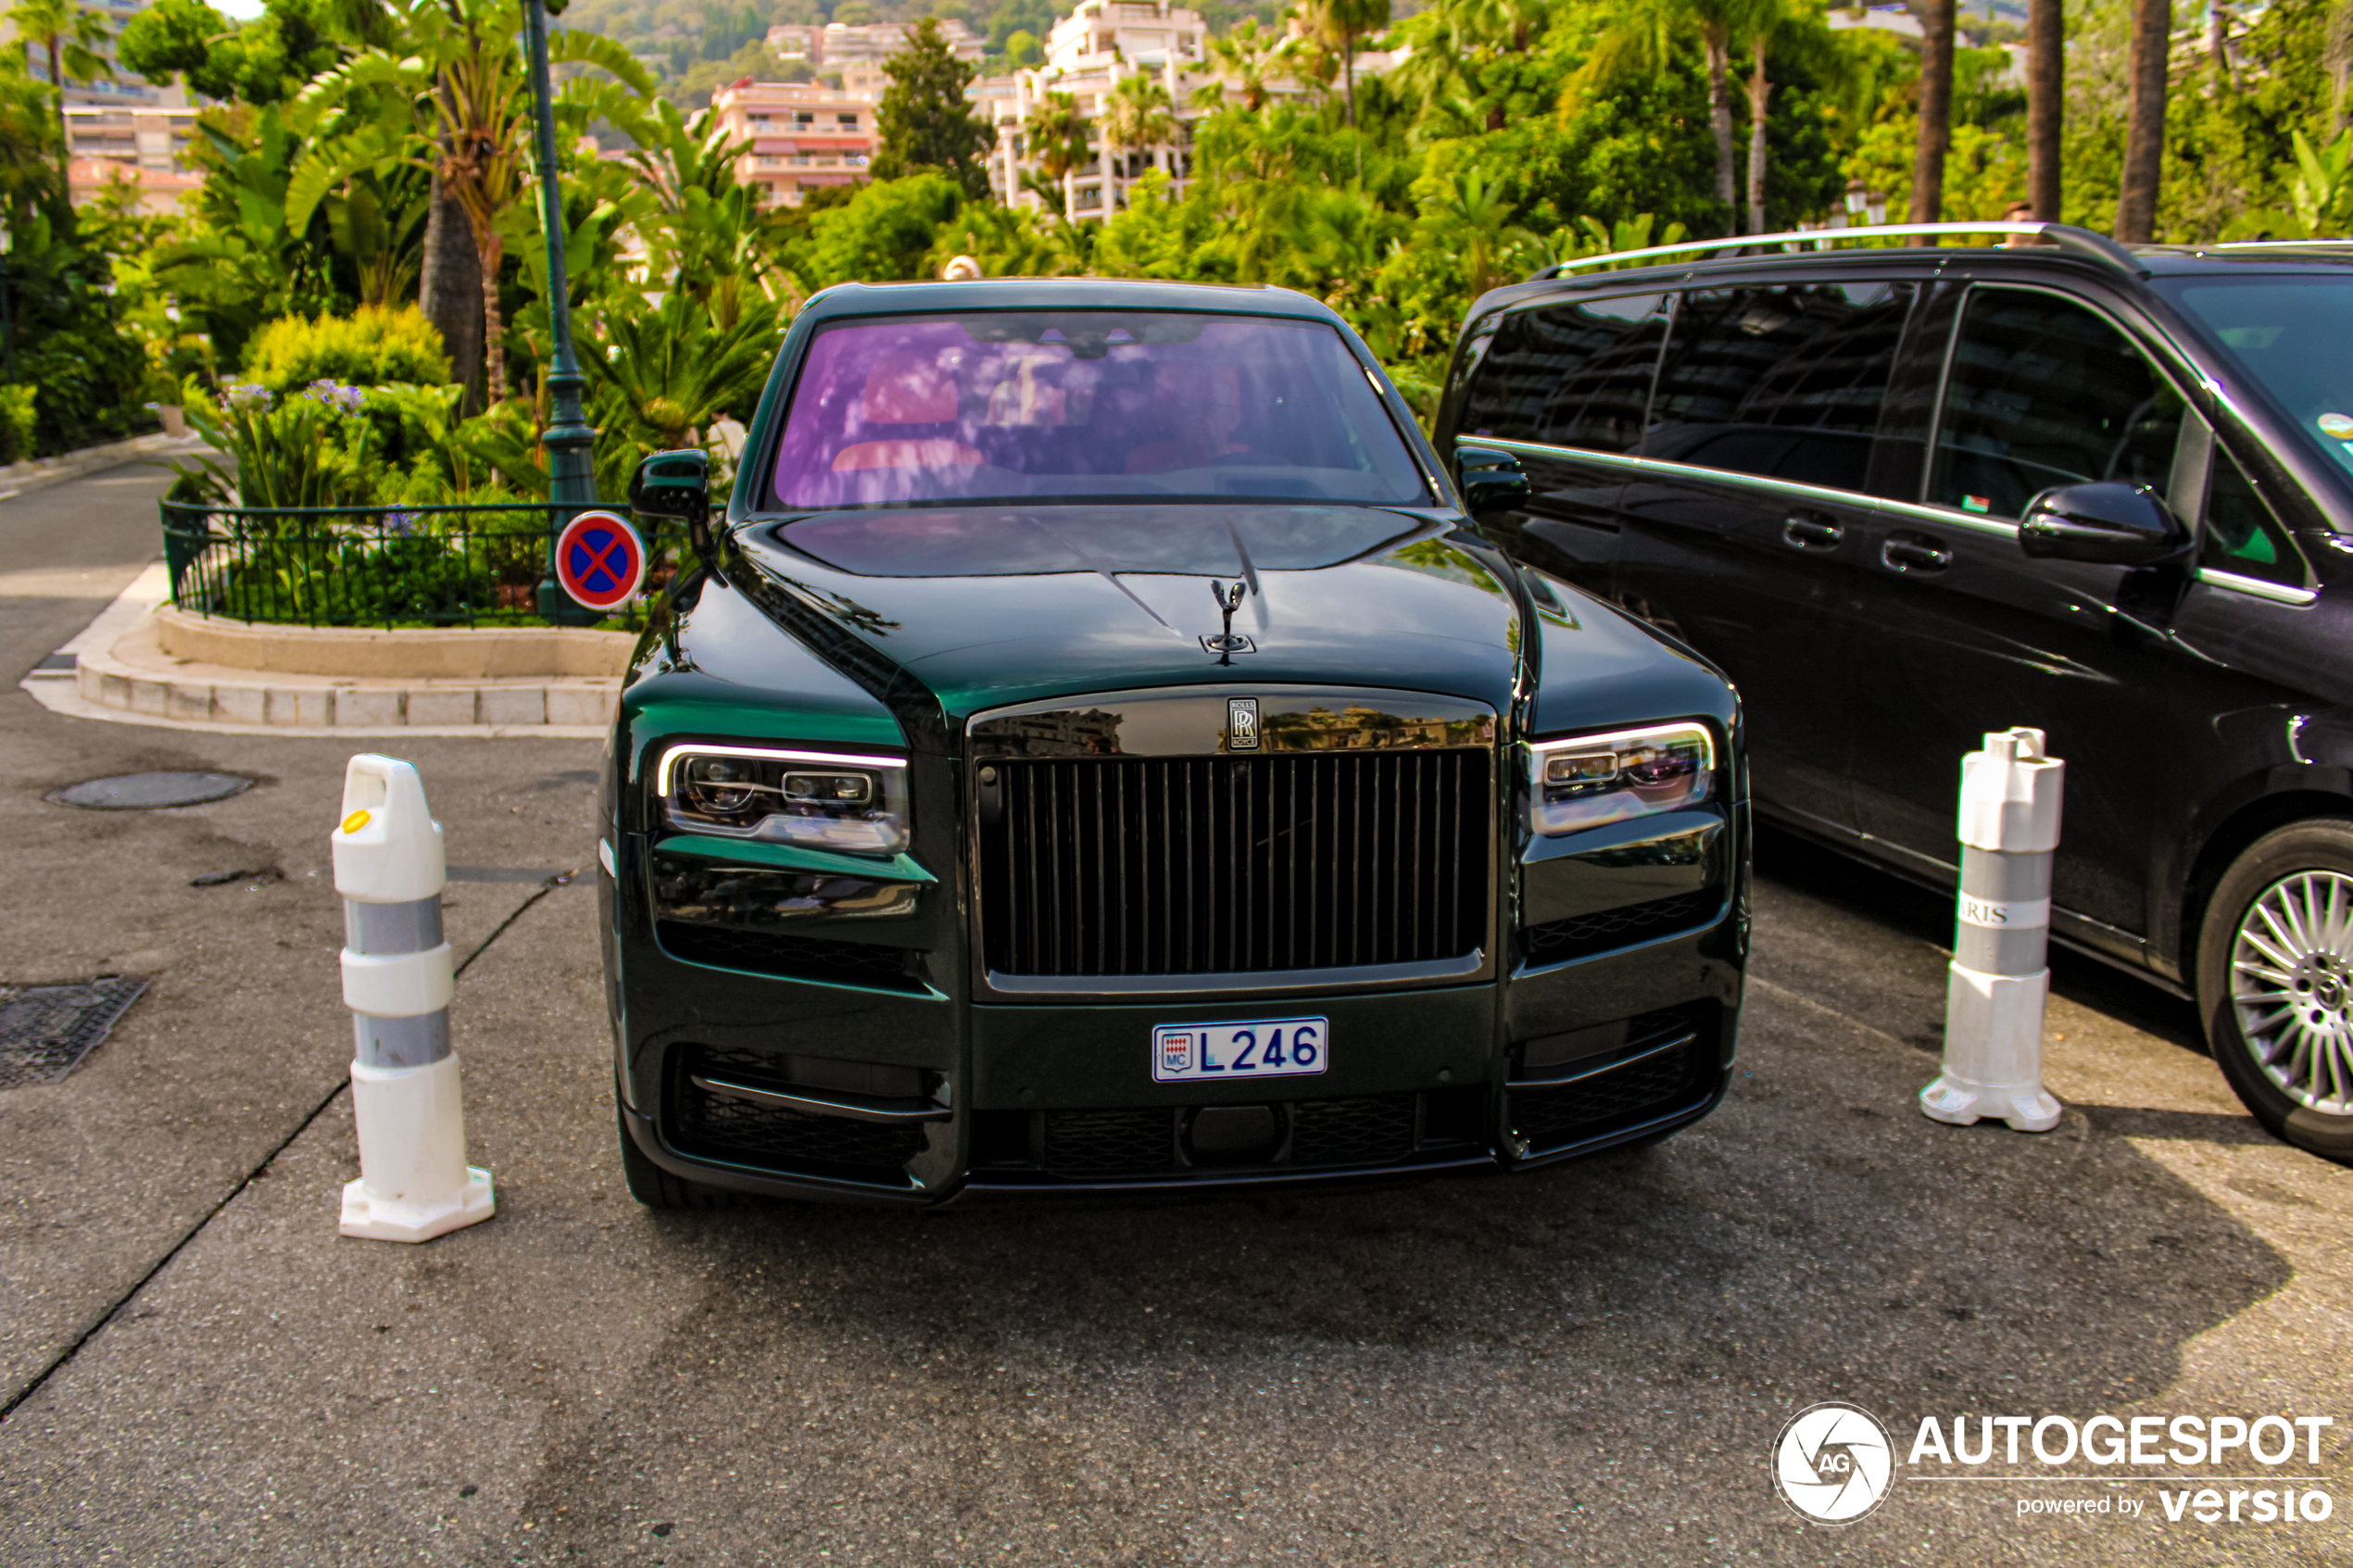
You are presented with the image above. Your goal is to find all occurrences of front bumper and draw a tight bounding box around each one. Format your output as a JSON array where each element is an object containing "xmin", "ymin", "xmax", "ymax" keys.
[{"xmin": 607, "ymin": 823, "xmax": 1745, "ymax": 1206}]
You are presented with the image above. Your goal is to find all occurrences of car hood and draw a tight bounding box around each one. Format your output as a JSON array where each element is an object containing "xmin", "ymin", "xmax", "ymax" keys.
[{"xmin": 729, "ymin": 505, "xmax": 1528, "ymax": 728}]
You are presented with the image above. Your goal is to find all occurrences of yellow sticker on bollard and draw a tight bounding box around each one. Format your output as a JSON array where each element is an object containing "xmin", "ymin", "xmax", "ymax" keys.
[{"xmin": 342, "ymin": 809, "xmax": 371, "ymax": 834}]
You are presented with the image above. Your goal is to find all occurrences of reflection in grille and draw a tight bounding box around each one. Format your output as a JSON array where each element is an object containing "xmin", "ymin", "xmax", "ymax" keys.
[
  {"xmin": 656, "ymin": 920, "xmax": 925, "ymax": 991},
  {"xmin": 671, "ymin": 1047, "xmax": 925, "ymax": 1174},
  {"xmin": 1509, "ymin": 1043, "xmax": 1696, "ymax": 1151},
  {"xmin": 979, "ymin": 751, "xmax": 1491, "ymax": 977},
  {"xmin": 1518, "ymin": 891, "xmax": 1709, "ymax": 967},
  {"xmin": 1290, "ymin": 1094, "xmax": 1416, "ymax": 1166}
]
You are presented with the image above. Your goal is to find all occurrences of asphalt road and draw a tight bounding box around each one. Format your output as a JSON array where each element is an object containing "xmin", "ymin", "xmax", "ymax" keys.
[{"xmin": 0, "ymin": 463, "xmax": 2346, "ymax": 1567}]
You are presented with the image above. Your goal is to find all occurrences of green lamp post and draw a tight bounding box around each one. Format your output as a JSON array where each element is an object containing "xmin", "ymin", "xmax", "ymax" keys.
[{"xmin": 525, "ymin": 0, "xmax": 600, "ymax": 624}]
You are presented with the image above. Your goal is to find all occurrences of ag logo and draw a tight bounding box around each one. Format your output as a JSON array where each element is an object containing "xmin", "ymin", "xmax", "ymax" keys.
[{"xmin": 1772, "ymin": 1401, "xmax": 1894, "ymax": 1525}]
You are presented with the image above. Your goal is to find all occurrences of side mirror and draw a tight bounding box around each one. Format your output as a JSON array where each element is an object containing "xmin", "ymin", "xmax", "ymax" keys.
[
  {"xmin": 2019, "ymin": 482, "xmax": 2190, "ymax": 566},
  {"xmin": 1456, "ymin": 445, "xmax": 1531, "ymax": 521},
  {"xmin": 630, "ymin": 448, "xmax": 714, "ymax": 566}
]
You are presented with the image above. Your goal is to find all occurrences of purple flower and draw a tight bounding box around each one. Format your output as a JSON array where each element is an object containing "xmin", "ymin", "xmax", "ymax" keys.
[
  {"xmin": 303, "ymin": 380, "xmax": 366, "ymax": 415},
  {"xmin": 223, "ymin": 382, "xmax": 271, "ymax": 410}
]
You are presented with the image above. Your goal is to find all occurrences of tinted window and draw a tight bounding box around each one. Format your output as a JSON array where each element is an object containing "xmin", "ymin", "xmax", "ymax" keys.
[
  {"xmin": 2158, "ymin": 276, "xmax": 2353, "ymax": 483},
  {"xmin": 1457, "ymin": 295, "xmax": 1667, "ymax": 452},
  {"xmin": 2201, "ymin": 446, "xmax": 2309, "ymax": 587},
  {"xmin": 767, "ymin": 312, "xmax": 1428, "ymax": 509},
  {"xmin": 1931, "ymin": 288, "xmax": 2183, "ymax": 518},
  {"xmin": 1644, "ymin": 282, "xmax": 1915, "ymax": 490}
]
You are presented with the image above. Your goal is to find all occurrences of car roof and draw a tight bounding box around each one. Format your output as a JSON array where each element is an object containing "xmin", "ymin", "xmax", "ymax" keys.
[
  {"xmin": 795, "ymin": 276, "xmax": 1344, "ymax": 326},
  {"xmin": 1472, "ymin": 233, "xmax": 2353, "ymax": 317}
]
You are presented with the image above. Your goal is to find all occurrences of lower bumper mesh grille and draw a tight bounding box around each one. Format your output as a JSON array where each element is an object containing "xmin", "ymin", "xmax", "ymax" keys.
[
  {"xmin": 670, "ymin": 1047, "xmax": 925, "ymax": 1175},
  {"xmin": 1508, "ymin": 1010, "xmax": 1710, "ymax": 1151},
  {"xmin": 982, "ymin": 1090, "xmax": 1478, "ymax": 1182},
  {"xmin": 1518, "ymin": 891, "xmax": 1710, "ymax": 967}
]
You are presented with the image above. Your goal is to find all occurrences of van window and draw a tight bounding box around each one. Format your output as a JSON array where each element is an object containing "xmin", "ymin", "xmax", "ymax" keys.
[
  {"xmin": 1643, "ymin": 282, "xmax": 1915, "ymax": 491},
  {"xmin": 2201, "ymin": 446, "xmax": 2309, "ymax": 587},
  {"xmin": 1457, "ymin": 295, "xmax": 1667, "ymax": 453},
  {"xmin": 1931, "ymin": 287, "xmax": 2183, "ymax": 518}
]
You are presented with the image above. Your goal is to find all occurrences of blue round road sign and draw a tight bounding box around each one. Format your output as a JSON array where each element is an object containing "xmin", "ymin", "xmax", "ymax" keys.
[{"xmin": 554, "ymin": 510, "xmax": 647, "ymax": 612}]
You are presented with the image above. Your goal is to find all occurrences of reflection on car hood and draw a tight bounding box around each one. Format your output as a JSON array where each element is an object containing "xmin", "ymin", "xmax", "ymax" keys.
[{"xmin": 732, "ymin": 504, "xmax": 1525, "ymax": 721}]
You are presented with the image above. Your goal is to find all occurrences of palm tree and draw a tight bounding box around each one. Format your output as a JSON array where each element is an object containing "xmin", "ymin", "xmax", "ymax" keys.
[
  {"xmin": 2027, "ymin": 0, "xmax": 2061, "ymax": 220},
  {"xmin": 1100, "ymin": 71, "xmax": 1176, "ymax": 196},
  {"xmin": 1567, "ymin": 0, "xmax": 1762, "ymax": 224},
  {"xmin": 1292, "ymin": 0, "xmax": 1390, "ymax": 135},
  {"xmin": 1196, "ymin": 18, "xmax": 1280, "ymax": 112},
  {"xmin": 7, "ymin": 0, "xmax": 113, "ymax": 181},
  {"xmin": 1022, "ymin": 90, "xmax": 1088, "ymax": 224},
  {"xmin": 292, "ymin": 0, "xmax": 652, "ymax": 404},
  {"xmin": 1910, "ymin": 0, "xmax": 1954, "ymax": 222},
  {"xmin": 1402, "ymin": 0, "xmax": 1541, "ymax": 132},
  {"xmin": 2116, "ymin": 0, "xmax": 2170, "ymax": 241},
  {"xmin": 1433, "ymin": 169, "xmax": 1534, "ymax": 299}
]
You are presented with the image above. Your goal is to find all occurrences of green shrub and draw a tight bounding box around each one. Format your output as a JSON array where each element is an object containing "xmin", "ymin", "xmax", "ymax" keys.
[
  {"xmin": 0, "ymin": 385, "xmax": 37, "ymax": 465},
  {"xmin": 241, "ymin": 306, "xmax": 453, "ymax": 395}
]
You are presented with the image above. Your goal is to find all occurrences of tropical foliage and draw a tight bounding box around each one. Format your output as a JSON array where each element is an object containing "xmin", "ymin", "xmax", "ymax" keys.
[{"xmin": 6, "ymin": 0, "xmax": 2349, "ymax": 483}]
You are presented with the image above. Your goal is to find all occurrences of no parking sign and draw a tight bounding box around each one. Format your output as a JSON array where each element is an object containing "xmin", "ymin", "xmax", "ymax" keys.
[{"xmin": 554, "ymin": 510, "xmax": 647, "ymax": 613}]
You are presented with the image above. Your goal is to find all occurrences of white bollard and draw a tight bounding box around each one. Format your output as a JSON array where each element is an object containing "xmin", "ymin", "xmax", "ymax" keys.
[
  {"xmin": 332, "ymin": 755, "xmax": 495, "ymax": 1241},
  {"xmin": 1920, "ymin": 727, "xmax": 2065, "ymax": 1133}
]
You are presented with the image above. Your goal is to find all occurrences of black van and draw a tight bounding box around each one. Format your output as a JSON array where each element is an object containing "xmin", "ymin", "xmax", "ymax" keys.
[{"xmin": 1436, "ymin": 222, "xmax": 2353, "ymax": 1162}]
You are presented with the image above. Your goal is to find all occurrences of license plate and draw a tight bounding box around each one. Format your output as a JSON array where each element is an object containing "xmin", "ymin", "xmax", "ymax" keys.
[{"xmin": 1151, "ymin": 1018, "xmax": 1327, "ymax": 1084}]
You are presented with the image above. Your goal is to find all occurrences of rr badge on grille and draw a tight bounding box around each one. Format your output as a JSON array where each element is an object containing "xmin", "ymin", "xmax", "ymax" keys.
[
  {"xmin": 1160, "ymin": 1032, "xmax": 1195, "ymax": 1073},
  {"xmin": 1227, "ymin": 697, "xmax": 1261, "ymax": 751}
]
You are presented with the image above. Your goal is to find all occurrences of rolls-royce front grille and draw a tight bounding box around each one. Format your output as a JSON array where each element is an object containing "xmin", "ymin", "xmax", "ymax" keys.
[{"xmin": 977, "ymin": 751, "xmax": 1491, "ymax": 978}]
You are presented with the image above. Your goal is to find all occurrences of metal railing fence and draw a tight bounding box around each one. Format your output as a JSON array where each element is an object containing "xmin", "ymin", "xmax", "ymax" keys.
[{"xmin": 159, "ymin": 500, "xmax": 683, "ymax": 629}]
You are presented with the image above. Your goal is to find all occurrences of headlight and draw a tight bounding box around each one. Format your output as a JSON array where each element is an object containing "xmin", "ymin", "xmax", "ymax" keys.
[
  {"xmin": 1529, "ymin": 721, "xmax": 1715, "ymax": 836},
  {"xmin": 655, "ymin": 744, "xmax": 911, "ymax": 856}
]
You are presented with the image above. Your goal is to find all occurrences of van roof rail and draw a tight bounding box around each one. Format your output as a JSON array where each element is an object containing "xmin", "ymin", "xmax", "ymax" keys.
[{"xmin": 1527, "ymin": 221, "xmax": 2145, "ymax": 282}]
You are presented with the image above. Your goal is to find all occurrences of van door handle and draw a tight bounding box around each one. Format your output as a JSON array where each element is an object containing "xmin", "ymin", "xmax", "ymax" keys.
[
  {"xmin": 1782, "ymin": 515, "xmax": 1843, "ymax": 549},
  {"xmin": 1881, "ymin": 534, "xmax": 1954, "ymax": 572}
]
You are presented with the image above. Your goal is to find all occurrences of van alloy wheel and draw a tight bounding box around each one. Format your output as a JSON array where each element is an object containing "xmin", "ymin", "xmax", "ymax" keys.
[{"xmin": 2229, "ymin": 869, "xmax": 2353, "ymax": 1116}]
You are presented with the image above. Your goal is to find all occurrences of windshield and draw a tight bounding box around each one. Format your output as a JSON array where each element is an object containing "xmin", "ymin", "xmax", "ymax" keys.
[
  {"xmin": 766, "ymin": 311, "xmax": 1430, "ymax": 509},
  {"xmin": 2160, "ymin": 274, "xmax": 2353, "ymax": 483}
]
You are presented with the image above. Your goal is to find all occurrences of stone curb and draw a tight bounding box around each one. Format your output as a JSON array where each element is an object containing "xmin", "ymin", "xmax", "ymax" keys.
[
  {"xmin": 23, "ymin": 559, "xmax": 621, "ymax": 738},
  {"xmin": 71, "ymin": 640, "xmax": 622, "ymax": 729}
]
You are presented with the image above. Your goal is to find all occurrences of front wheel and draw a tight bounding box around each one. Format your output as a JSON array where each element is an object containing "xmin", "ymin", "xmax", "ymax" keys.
[{"xmin": 2196, "ymin": 820, "xmax": 2353, "ymax": 1164}]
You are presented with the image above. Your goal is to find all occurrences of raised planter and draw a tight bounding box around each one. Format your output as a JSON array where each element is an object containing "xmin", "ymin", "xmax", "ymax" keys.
[{"xmin": 154, "ymin": 605, "xmax": 635, "ymax": 678}]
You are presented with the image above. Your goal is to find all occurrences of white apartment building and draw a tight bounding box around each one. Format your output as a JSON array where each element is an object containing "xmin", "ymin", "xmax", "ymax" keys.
[
  {"xmin": 712, "ymin": 78, "xmax": 878, "ymax": 207},
  {"xmin": 63, "ymin": 101, "xmax": 201, "ymax": 212},
  {"xmin": 764, "ymin": 19, "xmax": 985, "ymax": 69},
  {"xmin": 984, "ymin": 0, "xmax": 1314, "ymax": 218}
]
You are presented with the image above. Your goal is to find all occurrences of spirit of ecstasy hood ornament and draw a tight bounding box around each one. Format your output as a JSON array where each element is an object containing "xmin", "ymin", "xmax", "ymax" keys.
[{"xmin": 1204, "ymin": 579, "xmax": 1254, "ymax": 664}]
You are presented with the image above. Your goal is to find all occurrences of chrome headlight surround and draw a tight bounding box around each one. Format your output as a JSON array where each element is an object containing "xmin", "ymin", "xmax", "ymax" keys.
[
  {"xmin": 655, "ymin": 743, "xmax": 912, "ymax": 857},
  {"xmin": 1528, "ymin": 721, "xmax": 1717, "ymax": 837}
]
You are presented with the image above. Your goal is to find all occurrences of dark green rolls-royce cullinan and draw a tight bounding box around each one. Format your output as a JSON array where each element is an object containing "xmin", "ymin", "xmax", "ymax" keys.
[{"xmin": 600, "ymin": 277, "xmax": 1747, "ymax": 1208}]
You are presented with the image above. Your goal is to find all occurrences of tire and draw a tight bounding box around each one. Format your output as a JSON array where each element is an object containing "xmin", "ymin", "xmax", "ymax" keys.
[
  {"xmin": 615, "ymin": 1093, "xmax": 742, "ymax": 1210},
  {"xmin": 2196, "ymin": 819, "xmax": 2353, "ymax": 1165}
]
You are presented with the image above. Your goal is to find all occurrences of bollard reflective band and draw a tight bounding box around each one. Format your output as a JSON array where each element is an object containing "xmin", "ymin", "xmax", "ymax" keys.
[
  {"xmin": 345, "ymin": 897, "xmax": 444, "ymax": 955},
  {"xmin": 354, "ymin": 1010, "xmax": 451, "ymax": 1069}
]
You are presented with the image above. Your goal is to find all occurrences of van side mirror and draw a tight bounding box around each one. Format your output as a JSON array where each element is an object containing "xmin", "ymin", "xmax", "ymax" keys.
[
  {"xmin": 1456, "ymin": 445, "xmax": 1531, "ymax": 521},
  {"xmin": 2019, "ymin": 482, "xmax": 2191, "ymax": 567},
  {"xmin": 630, "ymin": 449, "xmax": 714, "ymax": 566}
]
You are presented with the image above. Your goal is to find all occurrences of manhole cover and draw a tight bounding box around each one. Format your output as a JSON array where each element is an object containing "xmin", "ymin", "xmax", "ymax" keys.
[
  {"xmin": 48, "ymin": 772, "xmax": 254, "ymax": 809},
  {"xmin": 0, "ymin": 977, "xmax": 148, "ymax": 1087}
]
